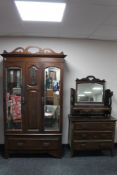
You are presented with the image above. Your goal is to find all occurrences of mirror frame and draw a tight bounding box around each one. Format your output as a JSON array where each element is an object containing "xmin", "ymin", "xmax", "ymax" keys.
[{"xmin": 76, "ymin": 76, "xmax": 105, "ymax": 105}]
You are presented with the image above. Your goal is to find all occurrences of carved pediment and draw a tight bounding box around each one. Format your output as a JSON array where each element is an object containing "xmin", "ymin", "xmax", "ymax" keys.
[{"xmin": 3, "ymin": 46, "xmax": 64, "ymax": 56}]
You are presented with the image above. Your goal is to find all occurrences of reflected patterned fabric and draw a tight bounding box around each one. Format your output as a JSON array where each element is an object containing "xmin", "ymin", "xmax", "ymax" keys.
[{"xmin": 10, "ymin": 95, "xmax": 21, "ymax": 120}]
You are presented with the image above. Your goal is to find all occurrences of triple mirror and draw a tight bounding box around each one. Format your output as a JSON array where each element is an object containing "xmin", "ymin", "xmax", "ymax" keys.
[{"xmin": 6, "ymin": 66, "xmax": 61, "ymax": 131}]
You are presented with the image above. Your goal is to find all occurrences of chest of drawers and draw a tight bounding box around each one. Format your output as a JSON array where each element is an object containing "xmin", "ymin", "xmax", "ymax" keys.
[{"xmin": 68, "ymin": 115, "xmax": 116, "ymax": 156}]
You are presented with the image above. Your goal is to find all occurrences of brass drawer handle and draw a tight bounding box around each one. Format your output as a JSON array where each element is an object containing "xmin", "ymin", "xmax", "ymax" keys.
[
  {"xmin": 43, "ymin": 142, "xmax": 50, "ymax": 146},
  {"xmin": 101, "ymin": 134, "xmax": 107, "ymax": 137},
  {"xmin": 17, "ymin": 142, "xmax": 24, "ymax": 146},
  {"xmin": 93, "ymin": 135, "xmax": 98, "ymax": 139},
  {"xmin": 81, "ymin": 143, "xmax": 86, "ymax": 147},
  {"xmin": 81, "ymin": 134, "xmax": 87, "ymax": 138}
]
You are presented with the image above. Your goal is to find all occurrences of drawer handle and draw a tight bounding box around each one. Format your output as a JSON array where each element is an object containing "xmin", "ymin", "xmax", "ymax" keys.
[
  {"xmin": 43, "ymin": 142, "xmax": 50, "ymax": 146},
  {"xmin": 81, "ymin": 143, "xmax": 86, "ymax": 147},
  {"xmin": 17, "ymin": 142, "xmax": 24, "ymax": 146},
  {"xmin": 94, "ymin": 135, "xmax": 98, "ymax": 139},
  {"xmin": 101, "ymin": 134, "xmax": 107, "ymax": 137},
  {"xmin": 82, "ymin": 134, "xmax": 87, "ymax": 137}
]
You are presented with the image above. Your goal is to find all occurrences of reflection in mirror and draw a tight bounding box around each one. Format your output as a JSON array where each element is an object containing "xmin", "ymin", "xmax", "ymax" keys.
[
  {"xmin": 6, "ymin": 67, "xmax": 22, "ymax": 130},
  {"xmin": 77, "ymin": 83, "xmax": 103, "ymax": 103},
  {"xmin": 44, "ymin": 67, "xmax": 60, "ymax": 131}
]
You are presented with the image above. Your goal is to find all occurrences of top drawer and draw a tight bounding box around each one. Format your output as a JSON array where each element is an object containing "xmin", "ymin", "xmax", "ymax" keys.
[{"xmin": 73, "ymin": 122, "xmax": 115, "ymax": 131}]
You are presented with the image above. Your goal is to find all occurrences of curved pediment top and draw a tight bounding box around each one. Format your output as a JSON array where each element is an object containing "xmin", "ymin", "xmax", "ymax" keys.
[
  {"xmin": 3, "ymin": 46, "xmax": 65, "ymax": 56},
  {"xmin": 76, "ymin": 75, "xmax": 105, "ymax": 83}
]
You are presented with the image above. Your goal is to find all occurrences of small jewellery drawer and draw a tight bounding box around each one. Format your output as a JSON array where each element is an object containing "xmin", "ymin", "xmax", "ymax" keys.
[
  {"xmin": 73, "ymin": 122, "xmax": 115, "ymax": 131},
  {"xmin": 7, "ymin": 137, "xmax": 60, "ymax": 150},
  {"xmin": 73, "ymin": 131, "xmax": 113, "ymax": 140}
]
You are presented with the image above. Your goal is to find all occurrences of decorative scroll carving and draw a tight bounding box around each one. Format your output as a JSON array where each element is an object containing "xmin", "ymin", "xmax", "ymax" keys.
[
  {"xmin": 76, "ymin": 75, "xmax": 105, "ymax": 84},
  {"xmin": 104, "ymin": 89, "xmax": 113, "ymax": 107},
  {"xmin": 3, "ymin": 46, "xmax": 64, "ymax": 55}
]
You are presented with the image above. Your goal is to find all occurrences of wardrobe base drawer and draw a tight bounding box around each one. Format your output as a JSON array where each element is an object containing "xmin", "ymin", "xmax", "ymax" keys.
[{"xmin": 7, "ymin": 137, "xmax": 60, "ymax": 151}]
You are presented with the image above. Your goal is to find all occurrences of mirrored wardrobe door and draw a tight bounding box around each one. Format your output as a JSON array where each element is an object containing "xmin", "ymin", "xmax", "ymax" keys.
[
  {"xmin": 44, "ymin": 67, "xmax": 61, "ymax": 131},
  {"xmin": 5, "ymin": 66, "xmax": 23, "ymax": 130}
]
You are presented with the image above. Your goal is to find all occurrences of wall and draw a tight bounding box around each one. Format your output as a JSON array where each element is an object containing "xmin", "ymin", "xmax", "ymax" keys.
[{"xmin": 0, "ymin": 37, "xmax": 117, "ymax": 144}]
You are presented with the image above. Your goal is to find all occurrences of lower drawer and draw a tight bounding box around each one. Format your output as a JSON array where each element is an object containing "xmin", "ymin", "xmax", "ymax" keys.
[
  {"xmin": 7, "ymin": 137, "xmax": 60, "ymax": 151},
  {"xmin": 73, "ymin": 141, "xmax": 112, "ymax": 151},
  {"xmin": 74, "ymin": 122, "xmax": 115, "ymax": 130},
  {"xmin": 73, "ymin": 131, "xmax": 113, "ymax": 140}
]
